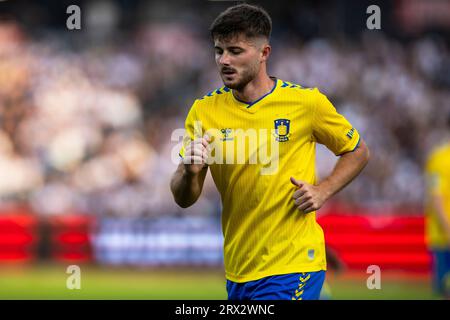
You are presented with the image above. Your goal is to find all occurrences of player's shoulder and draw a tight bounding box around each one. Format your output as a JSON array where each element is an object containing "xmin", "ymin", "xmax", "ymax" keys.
[
  {"xmin": 277, "ymin": 79, "xmax": 323, "ymax": 99},
  {"xmin": 277, "ymin": 79, "xmax": 331, "ymax": 113},
  {"xmin": 429, "ymin": 141, "xmax": 450, "ymax": 157},
  {"xmin": 426, "ymin": 141, "xmax": 450, "ymax": 168},
  {"xmin": 193, "ymin": 85, "xmax": 231, "ymax": 106}
]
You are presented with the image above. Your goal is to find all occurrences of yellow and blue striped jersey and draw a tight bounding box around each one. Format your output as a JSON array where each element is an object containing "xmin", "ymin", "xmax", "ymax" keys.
[
  {"xmin": 425, "ymin": 142, "xmax": 450, "ymax": 248},
  {"xmin": 179, "ymin": 78, "xmax": 361, "ymax": 282}
]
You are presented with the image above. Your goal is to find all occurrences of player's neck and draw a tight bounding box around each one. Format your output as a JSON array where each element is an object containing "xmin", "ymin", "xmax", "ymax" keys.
[{"xmin": 232, "ymin": 73, "xmax": 275, "ymax": 104}]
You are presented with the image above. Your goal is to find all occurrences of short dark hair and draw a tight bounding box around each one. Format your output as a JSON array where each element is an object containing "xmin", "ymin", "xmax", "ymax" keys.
[{"xmin": 209, "ymin": 4, "xmax": 272, "ymax": 41}]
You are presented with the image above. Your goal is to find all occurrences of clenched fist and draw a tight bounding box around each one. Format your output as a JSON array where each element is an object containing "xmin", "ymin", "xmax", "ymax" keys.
[
  {"xmin": 183, "ymin": 134, "xmax": 211, "ymax": 175},
  {"xmin": 290, "ymin": 177, "xmax": 328, "ymax": 214}
]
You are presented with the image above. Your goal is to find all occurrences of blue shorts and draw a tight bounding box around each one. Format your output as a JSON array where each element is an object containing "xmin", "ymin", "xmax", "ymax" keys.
[
  {"xmin": 226, "ymin": 271, "xmax": 326, "ymax": 300},
  {"xmin": 431, "ymin": 249, "xmax": 450, "ymax": 296}
]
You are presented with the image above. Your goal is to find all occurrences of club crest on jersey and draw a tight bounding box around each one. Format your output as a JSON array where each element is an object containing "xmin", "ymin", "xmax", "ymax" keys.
[{"xmin": 274, "ymin": 119, "xmax": 291, "ymax": 142}]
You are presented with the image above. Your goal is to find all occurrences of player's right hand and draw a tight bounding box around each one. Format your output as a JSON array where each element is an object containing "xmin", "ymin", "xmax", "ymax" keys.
[{"xmin": 183, "ymin": 134, "xmax": 211, "ymax": 175}]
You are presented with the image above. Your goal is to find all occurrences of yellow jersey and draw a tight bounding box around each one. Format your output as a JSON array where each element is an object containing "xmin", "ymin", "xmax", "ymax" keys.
[
  {"xmin": 425, "ymin": 142, "xmax": 450, "ymax": 248},
  {"xmin": 179, "ymin": 78, "xmax": 361, "ymax": 282}
]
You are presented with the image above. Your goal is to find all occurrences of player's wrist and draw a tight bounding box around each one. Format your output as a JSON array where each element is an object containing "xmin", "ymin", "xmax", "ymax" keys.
[
  {"xmin": 182, "ymin": 165, "xmax": 199, "ymax": 178},
  {"xmin": 183, "ymin": 163, "xmax": 206, "ymax": 178},
  {"xmin": 316, "ymin": 181, "xmax": 334, "ymax": 202}
]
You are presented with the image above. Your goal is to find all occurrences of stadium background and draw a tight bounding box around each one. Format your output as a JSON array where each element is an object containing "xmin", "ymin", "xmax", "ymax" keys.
[{"xmin": 0, "ymin": 0, "xmax": 449, "ymax": 299}]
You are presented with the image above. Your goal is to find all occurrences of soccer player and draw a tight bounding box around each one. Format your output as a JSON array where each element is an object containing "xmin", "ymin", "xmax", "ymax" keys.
[
  {"xmin": 170, "ymin": 4, "xmax": 370, "ymax": 300},
  {"xmin": 424, "ymin": 113, "xmax": 450, "ymax": 299}
]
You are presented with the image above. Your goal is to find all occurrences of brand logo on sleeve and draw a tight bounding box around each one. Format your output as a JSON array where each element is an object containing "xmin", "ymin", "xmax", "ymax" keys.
[{"xmin": 346, "ymin": 128, "xmax": 355, "ymax": 139}]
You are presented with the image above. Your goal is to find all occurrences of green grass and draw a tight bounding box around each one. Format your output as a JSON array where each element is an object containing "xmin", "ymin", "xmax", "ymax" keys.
[
  {"xmin": 327, "ymin": 273, "xmax": 436, "ymax": 300},
  {"xmin": 0, "ymin": 264, "xmax": 438, "ymax": 300}
]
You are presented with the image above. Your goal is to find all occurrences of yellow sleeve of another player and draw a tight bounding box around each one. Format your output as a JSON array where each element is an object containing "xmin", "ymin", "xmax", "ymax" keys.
[
  {"xmin": 312, "ymin": 89, "xmax": 361, "ymax": 156},
  {"xmin": 179, "ymin": 101, "xmax": 202, "ymax": 159},
  {"xmin": 425, "ymin": 152, "xmax": 448, "ymax": 196}
]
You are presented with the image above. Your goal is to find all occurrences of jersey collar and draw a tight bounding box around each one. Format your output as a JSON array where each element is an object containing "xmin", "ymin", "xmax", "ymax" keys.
[{"xmin": 230, "ymin": 77, "xmax": 279, "ymax": 113}]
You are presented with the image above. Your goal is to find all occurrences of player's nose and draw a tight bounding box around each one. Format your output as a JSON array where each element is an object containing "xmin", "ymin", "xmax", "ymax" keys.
[{"xmin": 218, "ymin": 52, "xmax": 231, "ymax": 65}]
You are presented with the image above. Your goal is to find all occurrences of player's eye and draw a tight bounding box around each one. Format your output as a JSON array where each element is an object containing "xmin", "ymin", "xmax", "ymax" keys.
[{"xmin": 230, "ymin": 49, "xmax": 243, "ymax": 55}]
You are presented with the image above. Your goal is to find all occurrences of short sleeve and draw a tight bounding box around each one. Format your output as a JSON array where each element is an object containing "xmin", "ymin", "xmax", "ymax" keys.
[
  {"xmin": 426, "ymin": 172, "xmax": 443, "ymax": 196},
  {"xmin": 312, "ymin": 89, "xmax": 361, "ymax": 156},
  {"xmin": 425, "ymin": 153, "xmax": 447, "ymax": 196},
  {"xmin": 179, "ymin": 101, "xmax": 203, "ymax": 159}
]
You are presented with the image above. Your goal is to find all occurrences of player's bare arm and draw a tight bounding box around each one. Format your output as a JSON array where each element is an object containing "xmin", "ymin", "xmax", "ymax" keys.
[
  {"xmin": 170, "ymin": 135, "xmax": 210, "ymax": 208},
  {"xmin": 291, "ymin": 138, "xmax": 370, "ymax": 213}
]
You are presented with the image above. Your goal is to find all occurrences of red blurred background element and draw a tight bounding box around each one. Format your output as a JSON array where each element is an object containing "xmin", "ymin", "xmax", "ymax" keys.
[
  {"xmin": 0, "ymin": 207, "xmax": 36, "ymax": 262},
  {"xmin": 0, "ymin": 207, "xmax": 93, "ymax": 263},
  {"xmin": 0, "ymin": 206, "xmax": 431, "ymax": 275},
  {"xmin": 318, "ymin": 205, "xmax": 431, "ymax": 274},
  {"xmin": 49, "ymin": 215, "xmax": 94, "ymax": 262}
]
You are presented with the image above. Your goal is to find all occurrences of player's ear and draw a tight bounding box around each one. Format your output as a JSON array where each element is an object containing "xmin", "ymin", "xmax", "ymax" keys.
[{"xmin": 261, "ymin": 43, "xmax": 271, "ymax": 62}]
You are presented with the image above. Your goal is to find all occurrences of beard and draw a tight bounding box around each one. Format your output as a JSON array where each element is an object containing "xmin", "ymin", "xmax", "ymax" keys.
[{"xmin": 221, "ymin": 63, "xmax": 259, "ymax": 91}]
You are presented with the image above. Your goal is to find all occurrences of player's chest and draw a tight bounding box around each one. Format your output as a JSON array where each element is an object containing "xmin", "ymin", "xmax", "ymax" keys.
[{"xmin": 199, "ymin": 103, "xmax": 311, "ymax": 146}]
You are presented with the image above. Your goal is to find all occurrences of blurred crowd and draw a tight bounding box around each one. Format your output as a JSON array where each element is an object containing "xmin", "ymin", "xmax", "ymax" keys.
[{"xmin": 0, "ymin": 5, "xmax": 449, "ymax": 219}]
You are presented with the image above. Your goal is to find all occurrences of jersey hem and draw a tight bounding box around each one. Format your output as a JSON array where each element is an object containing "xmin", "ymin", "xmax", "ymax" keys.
[{"xmin": 225, "ymin": 263, "xmax": 327, "ymax": 283}]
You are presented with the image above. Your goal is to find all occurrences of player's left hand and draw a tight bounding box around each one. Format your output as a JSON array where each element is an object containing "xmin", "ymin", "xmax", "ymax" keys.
[{"xmin": 290, "ymin": 177, "xmax": 328, "ymax": 214}]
